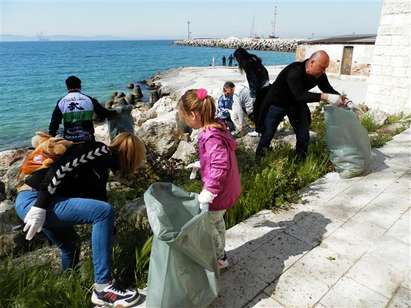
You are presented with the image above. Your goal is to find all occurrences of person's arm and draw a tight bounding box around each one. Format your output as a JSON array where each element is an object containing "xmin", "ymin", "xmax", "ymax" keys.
[
  {"xmin": 48, "ymin": 102, "xmax": 63, "ymax": 136},
  {"xmin": 239, "ymin": 87, "xmax": 254, "ymax": 115},
  {"xmin": 30, "ymin": 142, "xmax": 111, "ymax": 209},
  {"xmin": 202, "ymin": 137, "xmax": 230, "ymax": 197},
  {"xmin": 317, "ymin": 74, "xmax": 340, "ymax": 95},
  {"xmin": 91, "ymin": 97, "xmax": 117, "ymax": 120},
  {"xmin": 231, "ymin": 95, "xmax": 245, "ymax": 130},
  {"xmin": 287, "ymin": 70, "xmax": 322, "ymax": 104}
]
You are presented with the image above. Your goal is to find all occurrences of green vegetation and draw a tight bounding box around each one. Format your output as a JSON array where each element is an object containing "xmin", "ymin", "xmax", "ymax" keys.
[
  {"xmin": 1, "ymin": 108, "xmax": 409, "ymax": 308},
  {"xmin": 361, "ymin": 114, "xmax": 380, "ymax": 132}
]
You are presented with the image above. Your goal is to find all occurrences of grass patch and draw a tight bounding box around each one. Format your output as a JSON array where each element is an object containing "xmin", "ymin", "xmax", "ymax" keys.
[{"xmin": 361, "ymin": 114, "xmax": 379, "ymax": 132}]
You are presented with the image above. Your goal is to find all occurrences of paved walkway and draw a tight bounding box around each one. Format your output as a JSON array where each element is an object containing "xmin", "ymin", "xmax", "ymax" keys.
[{"xmin": 211, "ymin": 128, "xmax": 410, "ymax": 308}]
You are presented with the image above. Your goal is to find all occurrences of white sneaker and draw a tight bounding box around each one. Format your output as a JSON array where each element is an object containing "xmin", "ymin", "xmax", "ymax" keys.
[
  {"xmin": 92, "ymin": 282, "xmax": 140, "ymax": 307},
  {"xmin": 247, "ymin": 131, "xmax": 260, "ymax": 137}
]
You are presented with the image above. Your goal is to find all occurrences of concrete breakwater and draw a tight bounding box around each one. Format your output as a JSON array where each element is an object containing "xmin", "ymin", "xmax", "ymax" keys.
[{"xmin": 174, "ymin": 38, "xmax": 303, "ymax": 52}]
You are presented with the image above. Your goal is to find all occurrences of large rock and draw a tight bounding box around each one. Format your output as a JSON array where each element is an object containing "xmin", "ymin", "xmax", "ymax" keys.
[
  {"xmin": 171, "ymin": 140, "xmax": 197, "ymax": 163},
  {"xmin": 3, "ymin": 159, "xmax": 25, "ymax": 201},
  {"xmin": 132, "ymin": 108, "xmax": 157, "ymax": 127},
  {"xmin": 136, "ymin": 111, "xmax": 180, "ymax": 157},
  {"xmin": 0, "ymin": 200, "xmax": 18, "ymax": 235},
  {"xmin": 0, "ymin": 148, "xmax": 28, "ymax": 177},
  {"xmin": 149, "ymin": 96, "xmax": 176, "ymax": 115}
]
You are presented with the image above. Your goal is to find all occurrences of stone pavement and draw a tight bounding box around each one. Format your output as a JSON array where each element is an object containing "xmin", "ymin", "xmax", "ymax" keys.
[{"xmin": 211, "ymin": 128, "xmax": 411, "ymax": 308}]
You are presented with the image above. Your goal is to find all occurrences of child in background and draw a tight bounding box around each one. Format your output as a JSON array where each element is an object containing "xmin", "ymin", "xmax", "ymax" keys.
[
  {"xmin": 216, "ymin": 81, "xmax": 237, "ymax": 132},
  {"xmin": 178, "ymin": 88, "xmax": 241, "ymax": 269}
]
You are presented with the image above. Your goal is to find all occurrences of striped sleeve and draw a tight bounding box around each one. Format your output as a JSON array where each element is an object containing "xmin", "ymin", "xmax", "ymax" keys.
[{"xmin": 33, "ymin": 143, "xmax": 111, "ymax": 209}]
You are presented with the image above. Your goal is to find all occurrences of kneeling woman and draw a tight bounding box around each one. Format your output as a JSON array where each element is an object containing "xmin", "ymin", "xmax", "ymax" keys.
[{"xmin": 15, "ymin": 132, "xmax": 145, "ymax": 308}]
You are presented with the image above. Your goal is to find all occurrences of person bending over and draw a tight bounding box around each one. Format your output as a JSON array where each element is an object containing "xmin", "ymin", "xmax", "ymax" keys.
[
  {"xmin": 16, "ymin": 132, "xmax": 145, "ymax": 307},
  {"xmin": 255, "ymin": 50, "xmax": 347, "ymax": 160}
]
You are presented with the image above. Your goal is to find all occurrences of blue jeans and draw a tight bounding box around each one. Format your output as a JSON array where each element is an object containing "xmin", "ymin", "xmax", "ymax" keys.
[
  {"xmin": 256, "ymin": 104, "xmax": 311, "ymax": 159},
  {"xmin": 15, "ymin": 191, "xmax": 114, "ymax": 283}
]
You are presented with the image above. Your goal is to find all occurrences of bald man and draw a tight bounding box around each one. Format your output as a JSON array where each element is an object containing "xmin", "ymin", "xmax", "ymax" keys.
[{"xmin": 255, "ymin": 50, "xmax": 345, "ymax": 160}]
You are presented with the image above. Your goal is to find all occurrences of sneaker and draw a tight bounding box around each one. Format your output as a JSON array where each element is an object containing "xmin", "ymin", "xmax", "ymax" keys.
[
  {"xmin": 217, "ymin": 252, "xmax": 230, "ymax": 270},
  {"xmin": 91, "ymin": 282, "xmax": 140, "ymax": 307},
  {"xmin": 247, "ymin": 131, "xmax": 260, "ymax": 137}
]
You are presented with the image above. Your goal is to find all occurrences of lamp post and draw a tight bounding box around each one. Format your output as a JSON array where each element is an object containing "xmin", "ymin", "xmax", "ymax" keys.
[{"xmin": 187, "ymin": 21, "xmax": 191, "ymax": 40}]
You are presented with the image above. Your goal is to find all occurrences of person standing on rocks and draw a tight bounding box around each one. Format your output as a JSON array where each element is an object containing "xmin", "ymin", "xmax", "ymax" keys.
[
  {"xmin": 49, "ymin": 75, "xmax": 115, "ymax": 142},
  {"xmin": 255, "ymin": 50, "xmax": 347, "ymax": 160},
  {"xmin": 228, "ymin": 54, "xmax": 234, "ymax": 66}
]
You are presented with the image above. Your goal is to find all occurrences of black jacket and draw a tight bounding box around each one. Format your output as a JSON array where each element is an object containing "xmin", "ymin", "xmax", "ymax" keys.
[
  {"xmin": 26, "ymin": 142, "xmax": 119, "ymax": 209},
  {"xmin": 254, "ymin": 60, "xmax": 339, "ymax": 132}
]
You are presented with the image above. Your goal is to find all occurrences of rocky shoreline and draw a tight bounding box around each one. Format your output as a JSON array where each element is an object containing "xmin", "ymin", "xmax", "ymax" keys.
[
  {"xmin": 174, "ymin": 38, "xmax": 302, "ymax": 52},
  {"xmin": 0, "ymin": 65, "xmax": 399, "ymax": 258}
]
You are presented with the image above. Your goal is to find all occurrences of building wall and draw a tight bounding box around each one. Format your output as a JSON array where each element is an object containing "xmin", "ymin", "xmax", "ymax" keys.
[
  {"xmin": 296, "ymin": 44, "xmax": 374, "ymax": 76},
  {"xmin": 365, "ymin": 0, "xmax": 411, "ymax": 114}
]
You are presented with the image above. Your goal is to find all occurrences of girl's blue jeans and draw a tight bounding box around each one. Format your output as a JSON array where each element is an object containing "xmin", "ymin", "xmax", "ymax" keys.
[{"xmin": 15, "ymin": 190, "xmax": 114, "ymax": 283}]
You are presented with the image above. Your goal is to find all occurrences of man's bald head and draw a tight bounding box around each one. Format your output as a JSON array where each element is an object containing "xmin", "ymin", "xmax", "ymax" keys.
[{"xmin": 306, "ymin": 50, "xmax": 330, "ymax": 78}]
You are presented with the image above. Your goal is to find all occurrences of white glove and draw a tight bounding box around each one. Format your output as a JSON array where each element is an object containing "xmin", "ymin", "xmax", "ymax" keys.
[
  {"xmin": 185, "ymin": 160, "xmax": 201, "ymax": 180},
  {"xmin": 23, "ymin": 206, "xmax": 46, "ymax": 241},
  {"xmin": 326, "ymin": 94, "xmax": 342, "ymax": 106},
  {"xmin": 198, "ymin": 189, "xmax": 216, "ymax": 212}
]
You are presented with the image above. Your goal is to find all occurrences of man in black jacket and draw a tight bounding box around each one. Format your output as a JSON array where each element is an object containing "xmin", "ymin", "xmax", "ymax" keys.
[
  {"xmin": 49, "ymin": 76, "xmax": 115, "ymax": 142},
  {"xmin": 255, "ymin": 50, "xmax": 346, "ymax": 160}
]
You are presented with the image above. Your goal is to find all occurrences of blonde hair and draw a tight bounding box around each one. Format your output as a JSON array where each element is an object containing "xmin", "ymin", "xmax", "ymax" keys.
[
  {"xmin": 109, "ymin": 132, "xmax": 146, "ymax": 177},
  {"xmin": 178, "ymin": 89, "xmax": 223, "ymax": 129}
]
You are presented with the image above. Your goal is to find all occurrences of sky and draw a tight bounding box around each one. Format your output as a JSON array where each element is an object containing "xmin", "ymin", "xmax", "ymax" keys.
[{"xmin": 1, "ymin": 0, "xmax": 384, "ymax": 40}]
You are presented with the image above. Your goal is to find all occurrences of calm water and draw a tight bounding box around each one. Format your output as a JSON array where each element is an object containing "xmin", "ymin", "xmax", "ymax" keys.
[{"xmin": 0, "ymin": 40, "xmax": 294, "ymax": 151}]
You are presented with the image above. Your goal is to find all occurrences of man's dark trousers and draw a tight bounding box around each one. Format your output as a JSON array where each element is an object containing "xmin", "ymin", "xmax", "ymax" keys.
[{"xmin": 256, "ymin": 104, "xmax": 311, "ymax": 160}]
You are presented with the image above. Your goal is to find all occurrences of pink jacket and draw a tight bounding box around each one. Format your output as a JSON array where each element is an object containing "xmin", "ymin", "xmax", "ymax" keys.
[{"xmin": 198, "ymin": 124, "xmax": 241, "ymax": 211}]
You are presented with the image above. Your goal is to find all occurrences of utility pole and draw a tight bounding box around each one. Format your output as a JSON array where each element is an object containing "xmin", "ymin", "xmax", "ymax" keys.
[
  {"xmin": 250, "ymin": 16, "xmax": 255, "ymax": 38},
  {"xmin": 187, "ymin": 21, "xmax": 191, "ymax": 40},
  {"xmin": 269, "ymin": 2, "xmax": 278, "ymax": 38}
]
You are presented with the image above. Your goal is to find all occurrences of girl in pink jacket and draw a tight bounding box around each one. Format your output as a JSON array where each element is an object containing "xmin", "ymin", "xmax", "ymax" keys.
[{"xmin": 178, "ymin": 88, "xmax": 241, "ymax": 269}]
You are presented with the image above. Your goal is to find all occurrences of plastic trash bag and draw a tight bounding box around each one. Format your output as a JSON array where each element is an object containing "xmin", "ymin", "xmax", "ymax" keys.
[
  {"xmin": 144, "ymin": 182, "xmax": 219, "ymax": 308},
  {"xmin": 324, "ymin": 105, "xmax": 371, "ymax": 178}
]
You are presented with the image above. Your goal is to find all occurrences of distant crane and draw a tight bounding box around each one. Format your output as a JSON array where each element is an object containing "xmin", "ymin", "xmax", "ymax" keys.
[{"xmin": 269, "ymin": 2, "xmax": 279, "ymax": 38}]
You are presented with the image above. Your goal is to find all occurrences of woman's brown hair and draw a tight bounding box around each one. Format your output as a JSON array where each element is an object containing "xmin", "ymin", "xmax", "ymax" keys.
[{"xmin": 109, "ymin": 132, "xmax": 145, "ymax": 177}]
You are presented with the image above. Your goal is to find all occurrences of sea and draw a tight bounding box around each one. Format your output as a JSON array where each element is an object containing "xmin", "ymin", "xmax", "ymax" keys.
[{"xmin": 0, "ymin": 40, "xmax": 294, "ymax": 151}]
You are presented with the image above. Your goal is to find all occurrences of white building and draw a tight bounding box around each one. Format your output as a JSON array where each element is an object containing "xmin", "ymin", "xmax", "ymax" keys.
[
  {"xmin": 365, "ymin": 0, "xmax": 411, "ymax": 114},
  {"xmin": 296, "ymin": 35, "xmax": 376, "ymax": 77}
]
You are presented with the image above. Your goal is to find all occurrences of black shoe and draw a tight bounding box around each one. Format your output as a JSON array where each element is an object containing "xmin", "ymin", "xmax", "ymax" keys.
[{"xmin": 91, "ymin": 282, "xmax": 140, "ymax": 307}]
